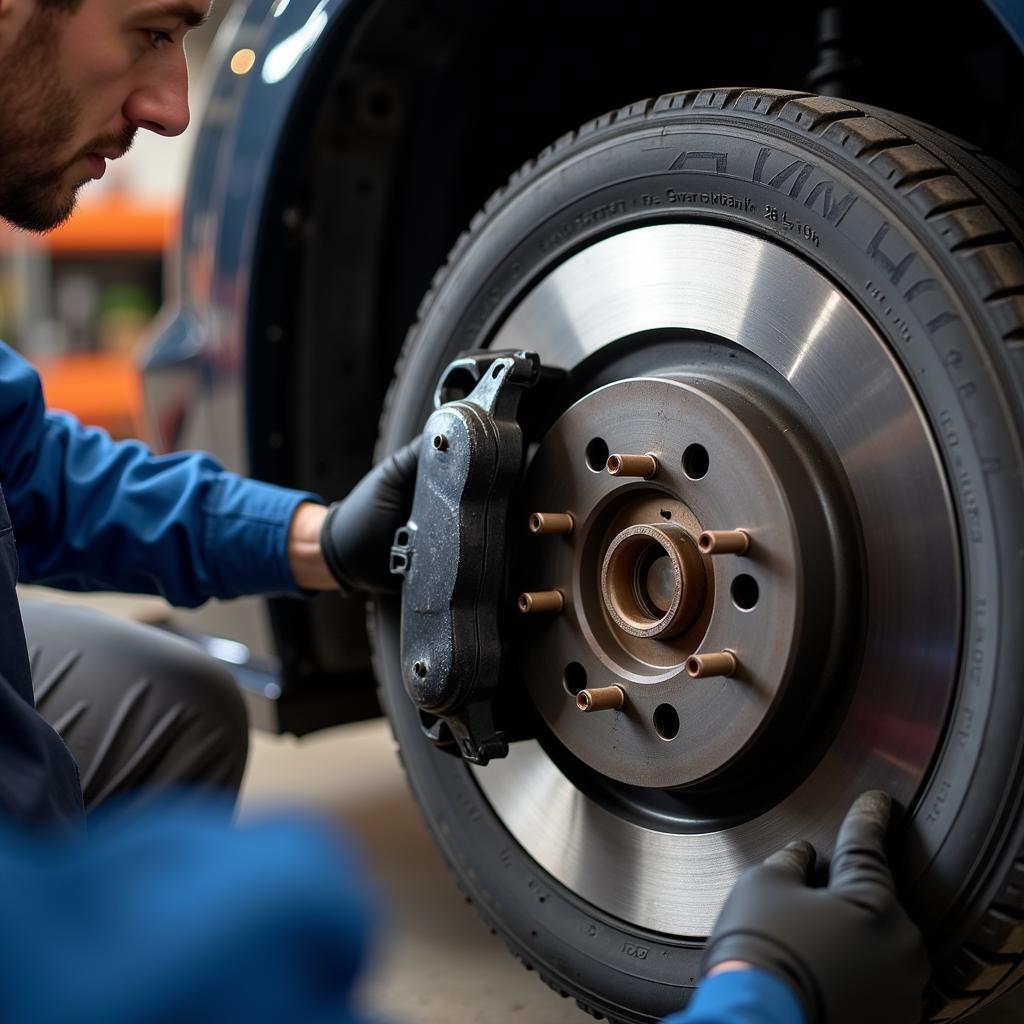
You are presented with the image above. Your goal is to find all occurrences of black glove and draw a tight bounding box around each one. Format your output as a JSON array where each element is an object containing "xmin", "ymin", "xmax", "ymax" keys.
[
  {"xmin": 703, "ymin": 791, "xmax": 930, "ymax": 1024},
  {"xmin": 319, "ymin": 439, "xmax": 419, "ymax": 594}
]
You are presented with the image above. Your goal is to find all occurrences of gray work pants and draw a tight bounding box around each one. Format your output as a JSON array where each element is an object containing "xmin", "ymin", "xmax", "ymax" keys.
[{"xmin": 22, "ymin": 601, "xmax": 249, "ymax": 812}]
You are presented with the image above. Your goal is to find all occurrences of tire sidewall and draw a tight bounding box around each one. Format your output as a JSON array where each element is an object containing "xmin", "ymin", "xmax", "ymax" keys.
[{"xmin": 377, "ymin": 108, "xmax": 1024, "ymax": 1016}]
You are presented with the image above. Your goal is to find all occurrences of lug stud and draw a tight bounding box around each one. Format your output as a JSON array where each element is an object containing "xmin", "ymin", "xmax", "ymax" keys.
[
  {"xmin": 576, "ymin": 686, "xmax": 625, "ymax": 712},
  {"xmin": 518, "ymin": 590, "xmax": 564, "ymax": 614},
  {"xmin": 698, "ymin": 530, "xmax": 750, "ymax": 555},
  {"xmin": 529, "ymin": 512, "xmax": 574, "ymax": 535},
  {"xmin": 606, "ymin": 453, "xmax": 659, "ymax": 478},
  {"xmin": 686, "ymin": 651, "xmax": 738, "ymax": 678}
]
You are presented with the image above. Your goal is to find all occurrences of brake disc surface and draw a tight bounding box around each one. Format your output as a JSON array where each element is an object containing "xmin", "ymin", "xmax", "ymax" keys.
[{"xmin": 470, "ymin": 222, "xmax": 960, "ymax": 934}]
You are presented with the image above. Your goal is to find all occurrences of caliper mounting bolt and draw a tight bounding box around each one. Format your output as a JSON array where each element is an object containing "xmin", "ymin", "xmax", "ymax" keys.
[
  {"xmin": 606, "ymin": 453, "xmax": 659, "ymax": 478},
  {"xmin": 528, "ymin": 512, "xmax": 574, "ymax": 535},
  {"xmin": 686, "ymin": 651, "xmax": 738, "ymax": 679},
  {"xmin": 576, "ymin": 686, "xmax": 625, "ymax": 712},
  {"xmin": 518, "ymin": 590, "xmax": 564, "ymax": 614},
  {"xmin": 698, "ymin": 529, "xmax": 751, "ymax": 555}
]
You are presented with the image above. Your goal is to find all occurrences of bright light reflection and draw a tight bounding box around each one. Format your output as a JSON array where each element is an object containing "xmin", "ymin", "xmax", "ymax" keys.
[
  {"xmin": 787, "ymin": 290, "xmax": 842, "ymax": 381},
  {"xmin": 230, "ymin": 48, "xmax": 257, "ymax": 75},
  {"xmin": 261, "ymin": 0, "xmax": 329, "ymax": 84},
  {"xmin": 206, "ymin": 638, "xmax": 251, "ymax": 666}
]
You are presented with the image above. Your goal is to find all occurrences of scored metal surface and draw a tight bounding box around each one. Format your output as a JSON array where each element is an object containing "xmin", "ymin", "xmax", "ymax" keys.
[{"xmin": 471, "ymin": 223, "xmax": 960, "ymax": 934}]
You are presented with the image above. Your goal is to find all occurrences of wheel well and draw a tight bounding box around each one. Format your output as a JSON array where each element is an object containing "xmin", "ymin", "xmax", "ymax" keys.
[{"xmin": 248, "ymin": 0, "xmax": 1024, "ymax": 716}]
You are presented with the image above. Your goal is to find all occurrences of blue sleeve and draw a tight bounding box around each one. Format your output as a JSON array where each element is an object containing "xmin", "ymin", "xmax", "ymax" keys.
[
  {"xmin": 0, "ymin": 801, "xmax": 378, "ymax": 1024},
  {"xmin": 0, "ymin": 342, "xmax": 321, "ymax": 605},
  {"xmin": 663, "ymin": 969, "xmax": 806, "ymax": 1024}
]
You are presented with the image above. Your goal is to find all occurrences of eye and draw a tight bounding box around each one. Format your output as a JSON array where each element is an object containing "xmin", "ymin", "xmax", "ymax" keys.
[{"xmin": 147, "ymin": 29, "xmax": 174, "ymax": 48}]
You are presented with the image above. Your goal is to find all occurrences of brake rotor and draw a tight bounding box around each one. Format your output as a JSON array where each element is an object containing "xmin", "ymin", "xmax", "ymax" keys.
[{"xmin": 469, "ymin": 223, "xmax": 960, "ymax": 934}]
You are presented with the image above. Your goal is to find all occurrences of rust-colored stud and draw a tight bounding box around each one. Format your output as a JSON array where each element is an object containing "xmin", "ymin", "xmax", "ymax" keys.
[
  {"xmin": 686, "ymin": 651, "xmax": 738, "ymax": 679},
  {"xmin": 606, "ymin": 453, "xmax": 659, "ymax": 478},
  {"xmin": 518, "ymin": 590, "xmax": 564, "ymax": 614},
  {"xmin": 698, "ymin": 530, "xmax": 750, "ymax": 555},
  {"xmin": 529, "ymin": 512, "xmax": 574, "ymax": 535},
  {"xmin": 576, "ymin": 686, "xmax": 625, "ymax": 712}
]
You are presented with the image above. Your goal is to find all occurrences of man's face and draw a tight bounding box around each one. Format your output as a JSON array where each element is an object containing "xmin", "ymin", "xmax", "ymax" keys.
[{"xmin": 0, "ymin": 0, "xmax": 210, "ymax": 232}]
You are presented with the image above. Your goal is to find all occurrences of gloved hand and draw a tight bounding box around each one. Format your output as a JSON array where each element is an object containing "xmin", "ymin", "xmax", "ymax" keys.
[
  {"xmin": 319, "ymin": 439, "xmax": 419, "ymax": 594},
  {"xmin": 702, "ymin": 791, "xmax": 930, "ymax": 1024}
]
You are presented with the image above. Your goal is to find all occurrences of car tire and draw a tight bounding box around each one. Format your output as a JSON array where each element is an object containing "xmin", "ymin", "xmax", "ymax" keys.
[{"xmin": 373, "ymin": 88, "xmax": 1024, "ymax": 1022}]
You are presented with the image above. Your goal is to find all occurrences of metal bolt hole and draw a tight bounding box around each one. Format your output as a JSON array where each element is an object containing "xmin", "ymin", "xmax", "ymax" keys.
[
  {"xmin": 682, "ymin": 443, "xmax": 710, "ymax": 480},
  {"xmin": 653, "ymin": 703, "xmax": 680, "ymax": 740},
  {"xmin": 585, "ymin": 437, "xmax": 610, "ymax": 473},
  {"xmin": 563, "ymin": 662, "xmax": 587, "ymax": 696},
  {"xmin": 731, "ymin": 574, "xmax": 760, "ymax": 611}
]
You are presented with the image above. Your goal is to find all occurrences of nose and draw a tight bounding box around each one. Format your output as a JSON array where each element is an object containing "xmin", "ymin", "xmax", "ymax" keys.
[{"xmin": 122, "ymin": 48, "xmax": 191, "ymax": 137}]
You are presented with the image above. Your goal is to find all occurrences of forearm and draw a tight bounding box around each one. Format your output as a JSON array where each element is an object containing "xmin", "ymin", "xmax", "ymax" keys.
[
  {"xmin": 287, "ymin": 502, "xmax": 333, "ymax": 590},
  {"xmin": 11, "ymin": 413, "xmax": 320, "ymax": 605}
]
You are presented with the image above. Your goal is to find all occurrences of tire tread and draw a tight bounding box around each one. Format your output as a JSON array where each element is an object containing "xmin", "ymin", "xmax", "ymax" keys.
[{"xmin": 377, "ymin": 85, "xmax": 1024, "ymax": 1022}]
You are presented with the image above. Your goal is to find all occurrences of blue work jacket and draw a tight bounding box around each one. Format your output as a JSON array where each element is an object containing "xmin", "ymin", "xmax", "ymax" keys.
[
  {"xmin": 667, "ymin": 970, "xmax": 805, "ymax": 1024},
  {"xmin": 0, "ymin": 342, "xmax": 317, "ymax": 826}
]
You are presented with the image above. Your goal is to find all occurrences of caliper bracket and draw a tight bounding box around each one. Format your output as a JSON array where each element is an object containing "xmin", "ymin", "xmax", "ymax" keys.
[{"xmin": 390, "ymin": 351, "xmax": 544, "ymax": 765}]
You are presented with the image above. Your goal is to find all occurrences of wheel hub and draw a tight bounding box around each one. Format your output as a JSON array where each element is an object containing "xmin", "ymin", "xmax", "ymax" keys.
[
  {"xmin": 514, "ymin": 374, "xmax": 847, "ymax": 789},
  {"xmin": 601, "ymin": 520, "xmax": 706, "ymax": 639}
]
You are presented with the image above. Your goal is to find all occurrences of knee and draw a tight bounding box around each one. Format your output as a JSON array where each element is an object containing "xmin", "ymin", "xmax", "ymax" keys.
[
  {"xmin": 161, "ymin": 637, "xmax": 250, "ymax": 788},
  {"xmin": 23, "ymin": 602, "xmax": 250, "ymax": 802}
]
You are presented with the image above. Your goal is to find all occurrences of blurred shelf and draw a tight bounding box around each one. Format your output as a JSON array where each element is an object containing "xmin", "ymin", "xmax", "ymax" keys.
[{"xmin": 33, "ymin": 351, "xmax": 147, "ymax": 440}]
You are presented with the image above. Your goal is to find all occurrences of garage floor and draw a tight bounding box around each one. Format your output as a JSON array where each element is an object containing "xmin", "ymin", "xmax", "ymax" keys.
[{"xmin": 242, "ymin": 719, "xmax": 1024, "ymax": 1024}]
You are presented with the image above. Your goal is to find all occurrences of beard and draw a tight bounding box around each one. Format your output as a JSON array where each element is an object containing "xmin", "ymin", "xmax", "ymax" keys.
[{"xmin": 0, "ymin": 11, "xmax": 135, "ymax": 232}]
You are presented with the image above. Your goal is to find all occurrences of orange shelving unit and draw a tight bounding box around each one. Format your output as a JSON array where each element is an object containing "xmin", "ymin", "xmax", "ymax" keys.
[
  {"xmin": 34, "ymin": 351, "xmax": 148, "ymax": 442},
  {"xmin": 0, "ymin": 198, "xmax": 176, "ymax": 440},
  {"xmin": 0, "ymin": 198, "xmax": 176, "ymax": 255}
]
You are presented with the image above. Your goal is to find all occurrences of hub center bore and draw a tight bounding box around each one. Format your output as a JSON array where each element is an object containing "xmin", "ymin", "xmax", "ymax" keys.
[{"xmin": 601, "ymin": 522, "xmax": 706, "ymax": 639}]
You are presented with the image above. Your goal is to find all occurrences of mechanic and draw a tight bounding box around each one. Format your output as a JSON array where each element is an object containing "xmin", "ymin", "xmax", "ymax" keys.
[{"xmin": 0, "ymin": 0, "xmax": 417, "ymax": 825}]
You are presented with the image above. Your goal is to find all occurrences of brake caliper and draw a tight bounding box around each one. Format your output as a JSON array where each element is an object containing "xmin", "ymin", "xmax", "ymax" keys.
[{"xmin": 390, "ymin": 351, "xmax": 543, "ymax": 765}]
